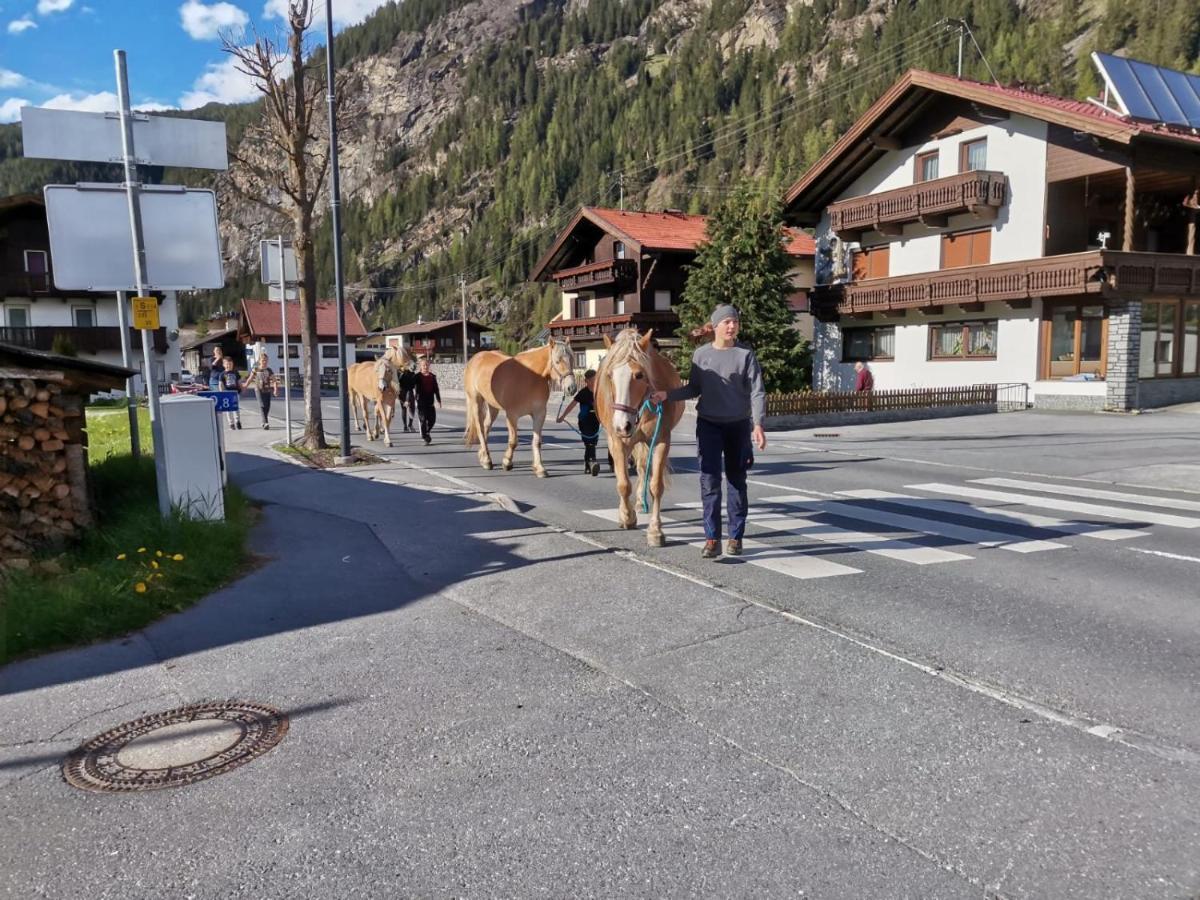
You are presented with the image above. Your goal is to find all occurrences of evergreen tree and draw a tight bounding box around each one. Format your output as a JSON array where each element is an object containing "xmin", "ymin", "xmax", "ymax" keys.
[{"xmin": 675, "ymin": 182, "xmax": 807, "ymax": 392}]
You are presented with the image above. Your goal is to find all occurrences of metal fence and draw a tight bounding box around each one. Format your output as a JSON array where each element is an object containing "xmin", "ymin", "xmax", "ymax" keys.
[{"xmin": 766, "ymin": 384, "xmax": 1028, "ymax": 417}]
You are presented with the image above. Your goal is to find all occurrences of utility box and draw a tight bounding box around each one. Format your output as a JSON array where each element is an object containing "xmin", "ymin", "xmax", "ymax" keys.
[{"xmin": 158, "ymin": 394, "xmax": 225, "ymax": 521}]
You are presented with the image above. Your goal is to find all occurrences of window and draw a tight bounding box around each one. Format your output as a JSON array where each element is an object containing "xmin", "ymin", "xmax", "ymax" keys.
[
  {"xmin": 940, "ymin": 229, "xmax": 991, "ymax": 269},
  {"xmin": 277, "ymin": 344, "xmax": 299, "ymax": 358},
  {"xmin": 574, "ymin": 351, "xmax": 587, "ymax": 369},
  {"xmin": 614, "ymin": 241, "xmax": 626, "ymax": 260},
  {"xmin": 960, "ymin": 138, "xmax": 987, "ymax": 172},
  {"xmin": 5, "ymin": 305, "xmax": 31, "ymax": 328},
  {"xmin": 1139, "ymin": 300, "xmax": 1199, "ymax": 379},
  {"xmin": 439, "ymin": 336, "xmax": 453, "ymax": 347},
  {"xmin": 842, "ymin": 326, "xmax": 895, "ymax": 361},
  {"xmin": 914, "ymin": 150, "xmax": 939, "ymax": 183},
  {"xmin": 615, "ymin": 296, "xmax": 625, "ymax": 314},
  {"xmin": 850, "ymin": 245, "xmax": 890, "ymax": 281},
  {"xmin": 574, "ymin": 296, "xmax": 591, "ymax": 319},
  {"xmin": 23, "ymin": 250, "xmax": 48, "ymax": 291},
  {"xmin": 1044, "ymin": 303, "xmax": 1106, "ymax": 379},
  {"xmin": 321, "ymin": 345, "xmax": 338, "ymax": 358},
  {"xmin": 72, "ymin": 307, "xmax": 95, "ymax": 327},
  {"xmin": 930, "ymin": 321, "xmax": 998, "ymax": 359},
  {"xmin": 654, "ymin": 290, "xmax": 672, "ymax": 311}
]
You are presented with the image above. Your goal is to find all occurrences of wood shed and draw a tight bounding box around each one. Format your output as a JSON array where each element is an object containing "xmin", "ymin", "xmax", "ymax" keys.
[{"xmin": 0, "ymin": 342, "xmax": 134, "ymax": 571}]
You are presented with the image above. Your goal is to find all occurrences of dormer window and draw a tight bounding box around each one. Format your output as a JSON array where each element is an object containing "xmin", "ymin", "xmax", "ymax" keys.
[
  {"xmin": 23, "ymin": 250, "xmax": 48, "ymax": 292},
  {"xmin": 914, "ymin": 150, "xmax": 939, "ymax": 183},
  {"xmin": 960, "ymin": 138, "xmax": 987, "ymax": 172},
  {"xmin": 614, "ymin": 241, "xmax": 626, "ymax": 260}
]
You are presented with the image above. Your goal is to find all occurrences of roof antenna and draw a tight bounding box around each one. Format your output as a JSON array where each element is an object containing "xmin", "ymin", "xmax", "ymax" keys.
[{"xmin": 950, "ymin": 18, "xmax": 1000, "ymax": 86}]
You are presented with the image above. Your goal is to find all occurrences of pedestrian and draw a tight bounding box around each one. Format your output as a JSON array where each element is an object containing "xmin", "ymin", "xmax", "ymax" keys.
[
  {"xmin": 244, "ymin": 352, "xmax": 277, "ymax": 430},
  {"xmin": 650, "ymin": 304, "xmax": 766, "ymax": 559},
  {"xmin": 397, "ymin": 360, "xmax": 418, "ymax": 432},
  {"xmin": 854, "ymin": 360, "xmax": 874, "ymax": 392},
  {"xmin": 217, "ymin": 356, "xmax": 243, "ymax": 430},
  {"xmin": 556, "ymin": 369, "xmax": 601, "ymax": 476},
  {"xmin": 414, "ymin": 356, "xmax": 441, "ymax": 445},
  {"xmin": 207, "ymin": 346, "xmax": 225, "ymax": 391}
]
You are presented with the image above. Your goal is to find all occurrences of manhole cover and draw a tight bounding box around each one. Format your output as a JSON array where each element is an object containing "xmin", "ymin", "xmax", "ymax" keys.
[{"xmin": 62, "ymin": 700, "xmax": 288, "ymax": 793}]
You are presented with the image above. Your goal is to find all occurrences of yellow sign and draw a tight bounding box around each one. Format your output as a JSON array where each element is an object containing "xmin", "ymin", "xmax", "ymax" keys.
[{"xmin": 131, "ymin": 296, "xmax": 159, "ymax": 331}]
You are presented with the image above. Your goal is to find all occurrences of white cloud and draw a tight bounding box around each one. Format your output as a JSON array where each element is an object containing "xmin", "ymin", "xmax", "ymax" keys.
[
  {"xmin": 7, "ymin": 16, "xmax": 38, "ymax": 33},
  {"xmin": 262, "ymin": 0, "xmax": 389, "ymax": 28},
  {"xmin": 0, "ymin": 98, "xmax": 32, "ymax": 124},
  {"xmin": 0, "ymin": 70, "xmax": 28, "ymax": 89},
  {"xmin": 180, "ymin": 55, "xmax": 262, "ymax": 108},
  {"xmin": 180, "ymin": 0, "xmax": 248, "ymax": 40},
  {"xmin": 41, "ymin": 91, "xmax": 174, "ymax": 113},
  {"xmin": 36, "ymin": 0, "xmax": 74, "ymax": 14}
]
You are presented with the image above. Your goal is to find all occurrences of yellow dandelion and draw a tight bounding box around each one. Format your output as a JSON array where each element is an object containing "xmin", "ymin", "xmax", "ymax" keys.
[
  {"xmin": 137, "ymin": 547, "xmax": 146, "ymax": 554},
  {"xmin": 134, "ymin": 582, "xmax": 147, "ymax": 593},
  {"xmin": 156, "ymin": 550, "xmax": 164, "ymax": 558},
  {"xmin": 151, "ymin": 560, "xmax": 159, "ymax": 569},
  {"xmin": 116, "ymin": 553, "xmax": 127, "ymax": 560},
  {"xmin": 172, "ymin": 554, "xmax": 185, "ymax": 562}
]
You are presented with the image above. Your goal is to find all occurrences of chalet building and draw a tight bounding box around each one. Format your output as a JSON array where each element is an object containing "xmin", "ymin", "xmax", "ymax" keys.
[
  {"xmin": 530, "ymin": 207, "xmax": 816, "ymax": 371},
  {"xmin": 784, "ymin": 59, "xmax": 1200, "ymax": 411},
  {"xmin": 379, "ymin": 318, "xmax": 493, "ymax": 362},
  {"xmin": 0, "ymin": 193, "xmax": 181, "ymax": 394},
  {"xmin": 237, "ymin": 298, "xmax": 366, "ymax": 385}
]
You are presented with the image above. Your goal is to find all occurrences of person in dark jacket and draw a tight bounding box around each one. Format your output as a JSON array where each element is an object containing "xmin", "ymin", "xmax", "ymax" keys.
[
  {"xmin": 651, "ymin": 304, "xmax": 766, "ymax": 559},
  {"xmin": 854, "ymin": 361, "xmax": 874, "ymax": 392},
  {"xmin": 414, "ymin": 356, "xmax": 441, "ymax": 445},
  {"xmin": 556, "ymin": 369, "xmax": 601, "ymax": 475},
  {"xmin": 397, "ymin": 363, "xmax": 418, "ymax": 432}
]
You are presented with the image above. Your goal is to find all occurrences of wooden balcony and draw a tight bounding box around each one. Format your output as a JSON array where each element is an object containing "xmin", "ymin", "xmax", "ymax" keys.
[
  {"xmin": 829, "ymin": 170, "xmax": 1008, "ymax": 240},
  {"xmin": 0, "ymin": 326, "xmax": 168, "ymax": 355},
  {"xmin": 549, "ymin": 309, "xmax": 679, "ymax": 341},
  {"xmin": 551, "ymin": 259, "xmax": 637, "ymax": 292},
  {"xmin": 811, "ymin": 251, "xmax": 1200, "ymax": 318}
]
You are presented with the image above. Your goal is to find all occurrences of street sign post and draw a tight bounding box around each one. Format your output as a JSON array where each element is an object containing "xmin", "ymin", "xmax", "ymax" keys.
[
  {"xmin": 259, "ymin": 237, "xmax": 296, "ymax": 445},
  {"xmin": 131, "ymin": 296, "xmax": 160, "ymax": 331},
  {"xmin": 196, "ymin": 390, "xmax": 240, "ymax": 412}
]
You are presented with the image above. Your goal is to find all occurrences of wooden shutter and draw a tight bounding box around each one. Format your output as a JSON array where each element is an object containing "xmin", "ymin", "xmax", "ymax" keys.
[
  {"xmin": 852, "ymin": 250, "xmax": 869, "ymax": 281},
  {"xmin": 941, "ymin": 233, "xmax": 969, "ymax": 269},
  {"xmin": 969, "ymin": 229, "xmax": 991, "ymax": 265},
  {"xmin": 868, "ymin": 245, "xmax": 890, "ymax": 279}
]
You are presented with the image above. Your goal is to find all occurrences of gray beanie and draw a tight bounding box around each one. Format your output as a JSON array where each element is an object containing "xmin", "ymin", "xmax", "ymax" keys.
[{"xmin": 710, "ymin": 304, "xmax": 740, "ymax": 327}]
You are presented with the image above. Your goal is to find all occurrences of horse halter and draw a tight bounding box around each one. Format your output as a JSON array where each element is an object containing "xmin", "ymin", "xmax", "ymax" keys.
[{"xmin": 610, "ymin": 401, "xmax": 642, "ymax": 416}]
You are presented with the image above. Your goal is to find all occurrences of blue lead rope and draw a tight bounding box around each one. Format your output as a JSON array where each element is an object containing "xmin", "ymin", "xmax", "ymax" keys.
[
  {"xmin": 555, "ymin": 391, "xmax": 600, "ymax": 441},
  {"xmin": 639, "ymin": 397, "xmax": 665, "ymax": 514}
]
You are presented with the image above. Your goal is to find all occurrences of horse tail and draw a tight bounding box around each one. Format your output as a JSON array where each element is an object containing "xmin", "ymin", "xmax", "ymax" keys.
[{"xmin": 463, "ymin": 371, "xmax": 480, "ymax": 447}]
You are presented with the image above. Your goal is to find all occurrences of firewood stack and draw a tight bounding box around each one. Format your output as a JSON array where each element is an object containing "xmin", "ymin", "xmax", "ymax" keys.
[{"xmin": 0, "ymin": 375, "xmax": 92, "ymax": 572}]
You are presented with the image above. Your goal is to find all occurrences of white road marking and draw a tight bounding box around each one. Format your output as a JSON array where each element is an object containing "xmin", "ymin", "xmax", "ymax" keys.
[
  {"xmin": 584, "ymin": 508, "xmax": 862, "ymax": 579},
  {"xmin": 837, "ymin": 489, "xmax": 1147, "ymax": 542},
  {"xmin": 973, "ymin": 477, "xmax": 1200, "ymax": 513},
  {"xmin": 760, "ymin": 495, "xmax": 1067, "ymax": 553},
  {"xmin": 912, "ymin": 483, "xmax": 1200, "ymax": 530},
  {"xmin": 1125, "ymin": 547, "xmax": 1200, "ymax": 564},
  {"xmin": 673, "ymin": 502, "xmax": 971, "ymax": 565}
]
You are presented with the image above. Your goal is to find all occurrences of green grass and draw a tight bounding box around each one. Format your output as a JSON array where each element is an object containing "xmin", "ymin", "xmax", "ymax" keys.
[
  {"xmin": 0, "ymin": 408, "xmax": 253, "ymax": 666},
  {"xmin": 85, "ymin": 406, "xmax": 153, "ymax": 460}
]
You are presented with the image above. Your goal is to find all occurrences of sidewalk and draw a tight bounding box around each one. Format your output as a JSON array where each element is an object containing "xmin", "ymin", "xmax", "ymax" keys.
[{"xmin": 2, "ymin": 429, "xmax": 1197, "ymax": 897}]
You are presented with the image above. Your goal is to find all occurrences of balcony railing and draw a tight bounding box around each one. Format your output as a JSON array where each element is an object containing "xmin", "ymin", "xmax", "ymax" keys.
[
  {"xmin": 551, "ymin": 258, "xmax": 637, "ymax": 292},
  {"xmin": 0, "ymin": 325, "xmax": 168, "ymax": 355},
  {"xmin": 811, "ymin": 251, "xmax": 1200, "ymax": 317},
  {"xmin": 828, "ymin": 170, "xmax": 1008, "ymax": 239}
]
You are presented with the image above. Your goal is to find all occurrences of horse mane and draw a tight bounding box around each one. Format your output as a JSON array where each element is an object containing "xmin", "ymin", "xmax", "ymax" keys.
[{"xmin": 597, "ymin": 329, "xmax": 657, "ymax": 399}]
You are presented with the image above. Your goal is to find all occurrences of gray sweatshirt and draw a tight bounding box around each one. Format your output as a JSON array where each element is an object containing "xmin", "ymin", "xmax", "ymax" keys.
[{"xmin": 667, "ymin": 342, "xmax": 766, "ymax": 426}]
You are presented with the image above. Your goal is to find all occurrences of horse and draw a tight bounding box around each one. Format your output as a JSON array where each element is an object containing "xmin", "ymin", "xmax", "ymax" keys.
[
  {"xmin": 463, "ymin": 338, "xmax": 577, "ymax": 477},
  {"xmin": 594, "ymin": 329, "xmax": 684, "ymax": 546},
  {"xmin": 348, "ymin": 353, "xmax": 401, "ymax": 446}
]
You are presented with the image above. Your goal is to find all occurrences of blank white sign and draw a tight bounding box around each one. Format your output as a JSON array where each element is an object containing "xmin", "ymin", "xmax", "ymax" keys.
[
  {"xmin": 44, "ymin": 184, "xmax": 225, "ymax": 291},
  {"xmin": 21, "ymin": 106, "xmax": 228, "ymax": 170}
]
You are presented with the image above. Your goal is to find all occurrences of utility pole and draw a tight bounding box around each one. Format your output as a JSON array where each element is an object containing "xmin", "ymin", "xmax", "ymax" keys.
[
  {"xmin": 325, "ymin": 0, "xmax": 351, "ymax": 464},
  {"xmin": 957, "ymin": 21, "xmax": 965, "ymax": 78},
  {"xmin": 277, "ymin": 236, "xmax": 293, "ymax": 445},
  {"xmin": 114, "ymin": 290, "xmax": 139, "ymax": 457},
  {"xmin": 115, "ymin": 50, "xmax": 168, "ymax": 517},
  {"xmin": 618, "ymin": 172, "xmax": 625, "ymax": 211},
  {"xmin": 459, "ymin": 275, "xmax": 469, "ymax": 365}
]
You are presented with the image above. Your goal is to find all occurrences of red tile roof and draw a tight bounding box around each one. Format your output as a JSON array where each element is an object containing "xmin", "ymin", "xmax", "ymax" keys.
[
  {"xmin": 382, "ymin": 319, "xmax": 490, "ymax": 335},
  {"xmin": 585, "ymin": 207, "xmax": 711, "ymax": 252},
  {"xmin": 240, "ymin": 298, "xmax": 367, "ymax": 340},
  {"xmin": 784, "ymin": 228, "xmax": 816, "ymax": 257}
]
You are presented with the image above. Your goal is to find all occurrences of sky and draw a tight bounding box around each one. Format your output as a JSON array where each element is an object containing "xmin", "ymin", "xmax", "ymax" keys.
[{"xmin": 0, "ymin": 0, "xmax": 394, "ymax": 123}]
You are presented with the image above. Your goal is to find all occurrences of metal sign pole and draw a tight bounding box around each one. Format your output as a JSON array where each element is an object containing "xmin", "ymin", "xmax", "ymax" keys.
[
  {"xmin": 278, "ymin": 235, "xmax": 293, "ymax": 445},
  {"xmin": 326, "ymin": 0, "xmax": 351, "ymax": 463},
  {"xmin": 460, "ymin": 275, "xmax": 469, "ymax": 365},
  {"xmin": 114, "ymin": 289, "xmax": 139, "ymax": 457},
  {"xmin": 115, "ymin": 49, "xmax": 168, "ymax": 517}
]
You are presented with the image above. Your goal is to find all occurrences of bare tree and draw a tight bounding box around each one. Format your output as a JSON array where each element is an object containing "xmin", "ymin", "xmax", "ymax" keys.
[{"xmin": 222, "ymin": 0, "xmax": 354, "ymax": 449}]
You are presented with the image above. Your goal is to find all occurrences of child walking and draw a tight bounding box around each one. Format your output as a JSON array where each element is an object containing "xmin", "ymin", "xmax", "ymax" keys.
[
  {"xmin": 556, "ymin": 369, "xmax": 601, "ymax": 476},
  {"xmin": 217, "ymin": 356, "xmax": 243, "ymax": 430},
  {"xmin": 244, "ymin": 353, "xmax": 277, "ymax": 429}
]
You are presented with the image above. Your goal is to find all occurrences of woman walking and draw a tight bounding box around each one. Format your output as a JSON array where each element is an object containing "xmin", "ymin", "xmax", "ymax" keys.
[
  {"xmin": 245, "ymin": 352, "xmax": 277, "ymax": 430},
  {"xmin": 651, "ymin": 304, "xmax": 766, "ymax": 559}
]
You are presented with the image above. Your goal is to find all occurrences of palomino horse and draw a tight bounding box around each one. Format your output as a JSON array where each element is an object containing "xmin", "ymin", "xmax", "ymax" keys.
[
  {"xmin": 463, "ymin": 338, "xmax": 577, "ymax": 477},
  {"xmin": 594, "ymin": 329, "xmax": 684, "ymax": 546},
  {"xmin": 348, "ymin": 351, "xmax": 403, "ymax": 446}
]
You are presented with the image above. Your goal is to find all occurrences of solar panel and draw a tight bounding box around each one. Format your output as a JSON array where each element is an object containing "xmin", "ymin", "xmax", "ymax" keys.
[{"xmin": 1091, "ymin": 52, "xmax": 1200, "ymax": 129}]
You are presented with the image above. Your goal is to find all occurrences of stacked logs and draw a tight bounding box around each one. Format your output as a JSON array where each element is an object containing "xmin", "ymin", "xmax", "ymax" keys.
[{"xmin": 0, "ymin": 376, "xmax": 91, "ymax": 572}]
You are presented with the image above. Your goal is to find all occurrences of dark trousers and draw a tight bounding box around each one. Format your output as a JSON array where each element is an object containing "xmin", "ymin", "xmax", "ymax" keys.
[
  {"xmin": 418, "ymin": 402, "xmax": 436, "ymax": 439},
  {"xmin": 255, "ymin": 389, "xmax": 271, "ymax": 424},
  {"xmin": 697, "ymin": 417, "xmax": 753, "ymax": 541},
  {"xmin": 401, "ymin": 392, "xmax": 415, "ymax": 428},
  {"xmin": 580, "ymin": 416, "xmax": 599, "ymax": 464}
]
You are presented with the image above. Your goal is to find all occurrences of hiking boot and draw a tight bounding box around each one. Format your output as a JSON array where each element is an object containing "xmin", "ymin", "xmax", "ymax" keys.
[
  {"xmin": 725, "ymin": 539, "xmax": 743, "ymax": 557},
  {"xmin": 701, "ymin": 540, "xmax": 721, "ymax": 559}
]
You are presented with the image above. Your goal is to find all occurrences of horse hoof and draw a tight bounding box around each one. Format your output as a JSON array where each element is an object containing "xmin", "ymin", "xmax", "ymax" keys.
[
  {"xmin": 535, "ymin": 468, "xmax": 547, "ymax": 479},
  {"xmin": 502, "ymin": 461, "xmax": 513, "ymax": 471},
  {"xmin": 482, "ymin": 461, "xmax": 493, "ymax": 470},
  {"xmin": 647, "ymin": 532, "xmax": 665, "ymax": 548}
]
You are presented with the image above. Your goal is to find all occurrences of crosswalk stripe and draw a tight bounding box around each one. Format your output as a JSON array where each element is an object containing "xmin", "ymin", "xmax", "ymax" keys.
[
  {"xmin": 911, "ymin": 483, "xmax": 1200, "ymax": 530},
  {"xmin": 760, "ymin": 495, "xmax": 1067, "ymax": 553},
  {"xmin": 583, "ymin": 508, "xmax": 862, "ymax": 579},
  {"xmin": 674, "ymin": 502, "xmax": 971, "ymax": 565},
  {"xmin": 972, "ymin": 478, "xmax": 1200, "ymax": 514},
  {"xmin": 837, "ymin": 489, "xmax": 1147, "ymax": 542}
]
